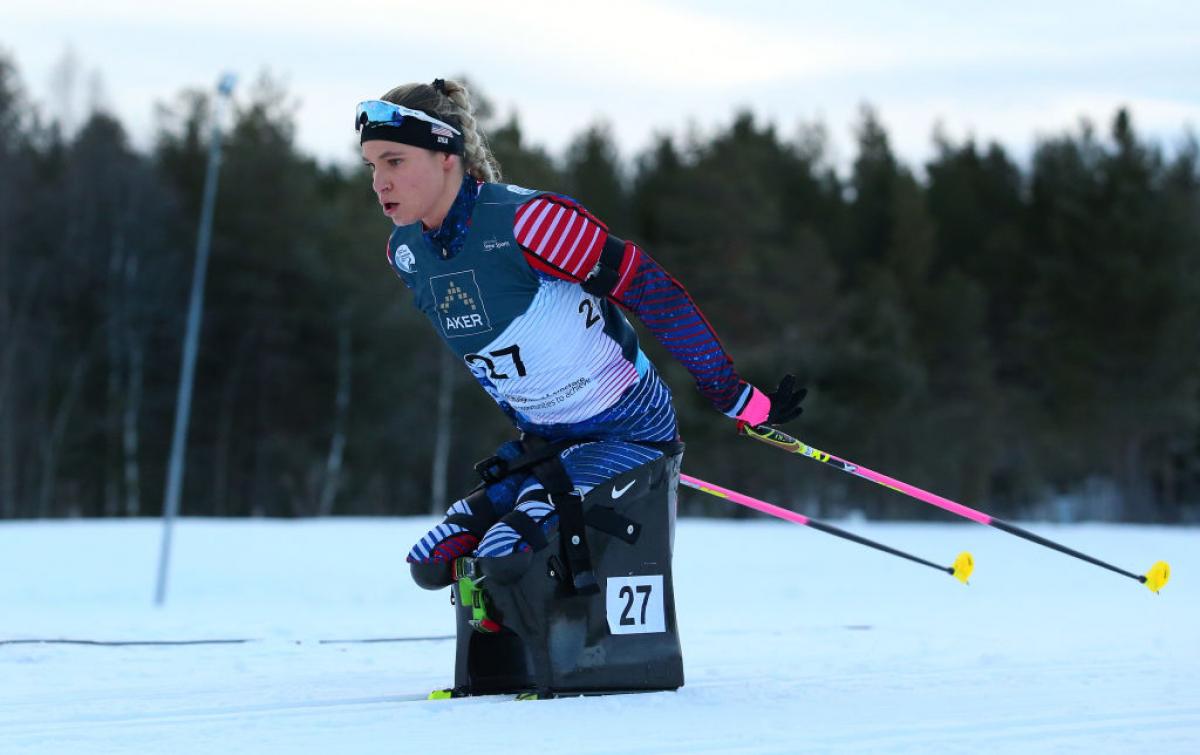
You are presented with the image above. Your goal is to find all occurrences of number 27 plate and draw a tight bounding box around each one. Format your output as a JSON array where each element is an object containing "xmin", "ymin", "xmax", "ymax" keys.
[{"xmin": 605, "ymin": 575, "xmax": 666, "ymax": 635}]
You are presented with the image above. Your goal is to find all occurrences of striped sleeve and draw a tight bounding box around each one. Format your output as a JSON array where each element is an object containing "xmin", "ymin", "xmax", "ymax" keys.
[
  {"xmin": 512, "ymin": 195, "xmax": 749, "ymax": 415},
  {"xmin": 514, "ymin": 195, "xmax": 629, "ymax": 283},
  {"xmin": 615, "ymin": 246, "xmax": 749, "ymax": 415}
]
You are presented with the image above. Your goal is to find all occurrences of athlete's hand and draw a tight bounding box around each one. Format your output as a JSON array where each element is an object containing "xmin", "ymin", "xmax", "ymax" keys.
[
  {"xmin": 732, "ymin": 374, "xmax": 807, "ymax": 427},
  {"xmin": 763, "ymin": 374, "xmax": 806, "ymax": 425}
]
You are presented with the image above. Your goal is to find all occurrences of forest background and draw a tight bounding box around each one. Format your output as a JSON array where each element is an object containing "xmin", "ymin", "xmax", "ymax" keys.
[{"xmin": 1, "ymin": 53, "xmax": 1197, "ymax": 524}]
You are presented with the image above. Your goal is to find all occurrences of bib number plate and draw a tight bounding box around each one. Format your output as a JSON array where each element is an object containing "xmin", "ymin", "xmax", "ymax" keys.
[{"xmin": 606, "ymin": 575, "xmax": 665, "ymax": 635}]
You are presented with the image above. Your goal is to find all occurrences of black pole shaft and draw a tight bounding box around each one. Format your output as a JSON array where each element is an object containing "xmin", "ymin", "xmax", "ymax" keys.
[
  {"xmin": 805, "ymin": 519, "xmax": 953, "ymax": 575},
  {"xmin": 989, "ymin": 519, "xmax": 1144, "ymax": 583}
]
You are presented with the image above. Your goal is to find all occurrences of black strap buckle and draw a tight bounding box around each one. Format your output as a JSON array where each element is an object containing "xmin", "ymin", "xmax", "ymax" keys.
[{"xmin": 474, "ymin": 455, "xmax": 509, "ymax": 484}]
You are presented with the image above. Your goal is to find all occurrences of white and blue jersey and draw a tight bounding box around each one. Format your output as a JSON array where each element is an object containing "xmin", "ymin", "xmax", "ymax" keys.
[{"xmin": 395, "ymin": 175, "xmax": 762, "ymax": 562}]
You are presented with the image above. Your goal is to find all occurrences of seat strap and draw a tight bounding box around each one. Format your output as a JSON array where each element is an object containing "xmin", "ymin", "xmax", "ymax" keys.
[
  {"xmin": 552, "ymin": 489, "xmax": 598, "ymax": 594},
  {"xmin": 585, "ymin": 505, "xmax": 641, "ymax": 545},
  {"xmin": 498, "ymin": 508, "xmax": 549, "ymax": 553},
  {"xmin": 474, "ymin": 437, "xmax": 579, "ymax": 487},
  {"xmin": 442, "ymin": 487, "xmax": 496, "ymax": 537}
]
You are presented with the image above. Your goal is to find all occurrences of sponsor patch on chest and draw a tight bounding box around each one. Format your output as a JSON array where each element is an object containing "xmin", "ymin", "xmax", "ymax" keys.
[{"xmin": 429, "ymin": 270, "xmax": 493, "ymax": 338}]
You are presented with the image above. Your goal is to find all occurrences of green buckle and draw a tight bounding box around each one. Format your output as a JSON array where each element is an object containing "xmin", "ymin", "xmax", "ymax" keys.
[{"xmin": 455, "ymin": 557, "xmax": 501, "ymax": 633}]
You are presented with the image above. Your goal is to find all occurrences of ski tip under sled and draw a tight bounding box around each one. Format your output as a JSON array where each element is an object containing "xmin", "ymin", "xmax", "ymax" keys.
[
  {"xmin": 425, "ymin": 688, "xmax": 554, "ymax": 701},
  {"xmin": 427, "ymin": 687, "xmax": 667, "ymax": 702}
]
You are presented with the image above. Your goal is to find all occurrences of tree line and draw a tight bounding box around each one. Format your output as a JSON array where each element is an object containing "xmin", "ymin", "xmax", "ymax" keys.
[{"xmin": 1, "ymin": 56, "xmax": 1197, "ymax": 523}]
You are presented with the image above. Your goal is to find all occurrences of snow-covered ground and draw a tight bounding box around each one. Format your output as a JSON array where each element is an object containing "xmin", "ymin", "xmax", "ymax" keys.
[{"xmin": 2, "ymin": 515, "xmax": 1196, "ymax": 754}]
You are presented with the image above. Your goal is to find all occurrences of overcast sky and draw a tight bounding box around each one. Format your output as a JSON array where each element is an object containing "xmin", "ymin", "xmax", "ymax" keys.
[{"xmin": 4, "ymin": 0, "xmax": 1198, "ymax": 173}]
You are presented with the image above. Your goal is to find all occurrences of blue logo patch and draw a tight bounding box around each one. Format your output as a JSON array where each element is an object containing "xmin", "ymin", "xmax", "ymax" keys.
[{"xmin": 429, "ymin": 271, "xmax": 493, "ymax": 339}]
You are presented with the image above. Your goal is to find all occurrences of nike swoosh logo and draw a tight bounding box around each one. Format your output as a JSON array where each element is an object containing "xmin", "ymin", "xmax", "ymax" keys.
[{"xmin": 611, "ymin": 479, "xmax": 636, "ymax": 499}]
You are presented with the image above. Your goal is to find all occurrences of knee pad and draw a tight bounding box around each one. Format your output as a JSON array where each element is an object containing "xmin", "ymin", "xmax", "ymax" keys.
[{"xmin": 409, "ymin": 560, "xmax": 455, "ymax": 591}]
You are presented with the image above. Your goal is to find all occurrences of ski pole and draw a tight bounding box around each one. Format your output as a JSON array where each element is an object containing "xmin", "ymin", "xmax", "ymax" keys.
[
  {"xmin": 738, "ymin": 423, "xmax": 1171, "ymax": 593},
  {"xmin": 679, "ymin": 473, "xmax": 973, "ymax": 583}
]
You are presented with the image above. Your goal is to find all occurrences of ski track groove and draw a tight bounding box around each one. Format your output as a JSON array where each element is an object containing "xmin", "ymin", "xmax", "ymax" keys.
[{"xmin": 0, "ymin": 692, "xmax": 459, "ymax": 734}]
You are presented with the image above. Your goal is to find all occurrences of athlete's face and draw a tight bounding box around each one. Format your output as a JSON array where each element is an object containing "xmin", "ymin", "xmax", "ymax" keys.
[{"xmin": 361, "ymin": 140, "xmax": 460, "ymax": 228}]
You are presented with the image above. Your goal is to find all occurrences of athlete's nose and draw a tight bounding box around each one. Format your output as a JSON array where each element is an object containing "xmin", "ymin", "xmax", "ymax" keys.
[{"xmin": 372, "ymin": 171, "xmax": 391, "ymax": 195}]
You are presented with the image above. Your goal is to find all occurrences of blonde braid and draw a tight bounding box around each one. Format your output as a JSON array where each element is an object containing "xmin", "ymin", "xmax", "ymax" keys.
[
  {"xmin": 439, "ymin": 80, "xmax": 502, "ymax": 183},
  {"xmin": 380, "ymin": 79, "xmax": 502, "ymax": 183}
]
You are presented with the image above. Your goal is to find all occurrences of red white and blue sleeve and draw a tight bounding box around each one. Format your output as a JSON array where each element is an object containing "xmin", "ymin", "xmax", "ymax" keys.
[{"xmin": 513, "ymin": 194, "xmax": 770, "ymax": 424}]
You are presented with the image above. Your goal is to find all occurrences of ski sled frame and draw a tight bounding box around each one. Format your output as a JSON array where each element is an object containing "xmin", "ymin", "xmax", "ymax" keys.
[{"xmin": 446, "ymin": 443, "xmax": 686, "ymax": 699}]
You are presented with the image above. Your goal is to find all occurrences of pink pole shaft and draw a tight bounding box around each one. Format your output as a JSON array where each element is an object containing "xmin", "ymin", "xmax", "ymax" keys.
[
  {"xmin": 679, "ymin": 470, "xmax": 963, "ymax": 575},
  {"xmin": 679, "ymin": 474, "xmax": 811, "ymax": 526},
  {"xmin": 828, "ymin": 453, "xmax": 994, "ymax": 525}
]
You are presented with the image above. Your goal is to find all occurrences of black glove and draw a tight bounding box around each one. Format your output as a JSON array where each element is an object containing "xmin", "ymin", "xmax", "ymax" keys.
[{"xmin": 765, "ymin": 374, "xmax": 807, "ymax": 426}]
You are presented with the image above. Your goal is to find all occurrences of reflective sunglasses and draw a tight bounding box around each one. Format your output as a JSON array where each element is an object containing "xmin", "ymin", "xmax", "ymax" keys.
[{"xmin": 354, "ymin": 100, "xmax": 462, "ymax": 136}]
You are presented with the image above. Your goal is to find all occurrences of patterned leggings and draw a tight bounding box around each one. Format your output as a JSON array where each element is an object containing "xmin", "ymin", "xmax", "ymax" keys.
[{"xmin": 407, "ymin": 440, "xmax": 664, "ymax": 562}]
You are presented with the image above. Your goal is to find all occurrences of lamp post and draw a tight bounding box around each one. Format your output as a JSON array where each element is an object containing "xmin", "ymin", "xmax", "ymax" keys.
[{"xmin": 155, "ymin": 72, "xmax": 237, "ymax": 606}]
